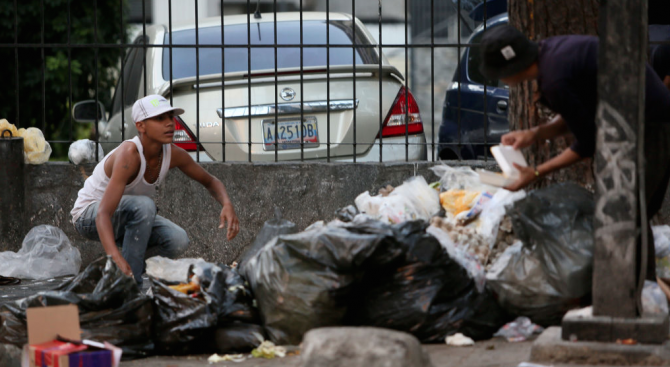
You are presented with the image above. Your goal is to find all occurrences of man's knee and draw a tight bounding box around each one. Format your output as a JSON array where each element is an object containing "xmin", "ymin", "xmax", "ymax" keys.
[
  {"xmin": 123, "ymin": 196, "xmax": 157, "ymax": 222},
  {"xmin": 166, "ymin": 227, "xmax": 190, "ymax": 258}
]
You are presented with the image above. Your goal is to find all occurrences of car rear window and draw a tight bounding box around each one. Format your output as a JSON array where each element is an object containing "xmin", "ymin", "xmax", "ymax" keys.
[{"xmin": 162, "ymin": 20, "xmax": 379, "ymax": 80}]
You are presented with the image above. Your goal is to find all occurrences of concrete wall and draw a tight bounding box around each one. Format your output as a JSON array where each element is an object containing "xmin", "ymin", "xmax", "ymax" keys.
[{"xmin": 2, "ymin": 161, "xmax": 497, "ymax": 268}]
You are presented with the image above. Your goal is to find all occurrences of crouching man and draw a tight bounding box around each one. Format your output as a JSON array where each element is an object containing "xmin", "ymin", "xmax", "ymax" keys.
[{"xmin": 70, "ymin": 95, "xmax": 239, "ymax": 284}]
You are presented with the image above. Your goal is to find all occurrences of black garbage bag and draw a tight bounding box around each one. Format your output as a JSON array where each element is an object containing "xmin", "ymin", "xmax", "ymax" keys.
[
  {"xmin": 0, "ymin": 257, "xmax": 153, "ymax": 359},
  {"xmin": 348, "ymin": 221, "xmax": 510, "ymax": 342},
  {"xmin": 238, "ymin": 208, "xmax": 297, "ymax": 274},
  {"xmin": 151, "ymin": 261, "xmax": 261, "ymax": 354},
  {"xmin": 486, "ymin": 183, "xmax": 595, "ymax": 326},
  {"xmin": 214, "ymin": 323, "xmax": 265, "ymax": 353},
  {"xmin": 244, "ymin": 217, "xmax": 401, "ymax": 345}
]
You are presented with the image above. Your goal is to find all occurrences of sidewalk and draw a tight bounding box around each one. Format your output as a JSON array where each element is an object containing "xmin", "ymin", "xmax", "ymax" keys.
[{"xmin": 121, "ymin": 337, "xmax": 534, "ymax": 367}]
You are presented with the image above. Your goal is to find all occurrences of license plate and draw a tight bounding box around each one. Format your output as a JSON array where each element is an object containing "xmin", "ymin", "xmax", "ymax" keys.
[{"xmin": 262, "ymin": 117, "xmax": 319, "ymax": 151}]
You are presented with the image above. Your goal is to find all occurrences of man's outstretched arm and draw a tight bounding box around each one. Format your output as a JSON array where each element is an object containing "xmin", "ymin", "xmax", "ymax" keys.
[{"xmin": 171, "ymin": 145, "xmax": 240, "ymax": 240}]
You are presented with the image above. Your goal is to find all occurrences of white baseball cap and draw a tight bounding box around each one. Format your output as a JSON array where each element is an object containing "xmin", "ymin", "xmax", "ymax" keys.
[{"xmin": 132, "ymin": 95, "xmax": 185, "ymax": 123}]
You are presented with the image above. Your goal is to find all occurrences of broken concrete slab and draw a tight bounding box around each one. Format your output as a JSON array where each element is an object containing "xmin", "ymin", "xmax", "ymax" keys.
[
  {"xmin": 300, "ymin": 327, "xmax": 434, "ymax": 367},
  {"xmin": 531, "ymin": 326, "xmax": 670, "ymax": 366}
]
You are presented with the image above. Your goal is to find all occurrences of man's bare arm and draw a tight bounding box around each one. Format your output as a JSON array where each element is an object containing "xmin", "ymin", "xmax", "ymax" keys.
[
  {"xmin": 170, "ymin": 145, "xmax": 240, "ymax": 240},
  {"xmin": 96, "ymin": 143, "xmax": 140, "ymax": 275}
]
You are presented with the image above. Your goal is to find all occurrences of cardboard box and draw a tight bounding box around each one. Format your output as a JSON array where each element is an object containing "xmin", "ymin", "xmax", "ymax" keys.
[{"xmin": 22, "ymin": 305, "xmax": 121, "ymax": 367}]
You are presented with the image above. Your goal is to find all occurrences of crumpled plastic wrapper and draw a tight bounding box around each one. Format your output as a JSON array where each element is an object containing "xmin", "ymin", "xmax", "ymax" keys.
[
  {"xmin": 446, "ymin": 333, "xmax": 475, "ymax": 346},
  {"xmin": 68, "ymin": 139, "xmax": 104, "ymax": 164},
  {"xmin": 208, "ymin": 353, "xmax": 247, "ymax": 363},
  {"xmin": 251, "ymin": 340, "xmax": 286, "ymax": 359}
]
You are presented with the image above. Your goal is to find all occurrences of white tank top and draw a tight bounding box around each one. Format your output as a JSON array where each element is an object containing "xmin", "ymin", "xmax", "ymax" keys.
[{"xmin": 71, "ymin": 136, "xmax": 172, "ymax": 225}]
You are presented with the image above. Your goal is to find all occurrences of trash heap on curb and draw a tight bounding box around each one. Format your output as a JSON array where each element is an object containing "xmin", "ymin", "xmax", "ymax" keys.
[{"xmin": 7, "ymin": 159, "xmax": 670, "ymax": 362}]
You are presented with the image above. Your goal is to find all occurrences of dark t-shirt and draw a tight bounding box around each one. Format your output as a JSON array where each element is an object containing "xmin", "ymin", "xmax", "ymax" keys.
[{"xmin": 537, "ymin": 35, "xmax": 670, "ymax": 158}]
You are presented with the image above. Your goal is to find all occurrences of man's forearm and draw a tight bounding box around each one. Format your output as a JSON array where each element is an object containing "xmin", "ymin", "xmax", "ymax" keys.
[
  {"xmin": 532, "ymin": 114, "xmax": 569, "ymax": 142},
  {"xmin": 95, "ymin": 213, "xmax": 122, "ymax": 258},
  {"xmin": 206, "ymin": 177, "xmax": 232, "ymax": 206},
  {"xmin": 537, "ymin": 148, "xmax": 583, "ymax": 177}
]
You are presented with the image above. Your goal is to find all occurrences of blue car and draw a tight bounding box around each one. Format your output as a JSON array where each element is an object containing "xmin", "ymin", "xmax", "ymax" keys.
[{"xmin": 438, "ymin": 13, "xmax": 510, "ymax": 160}]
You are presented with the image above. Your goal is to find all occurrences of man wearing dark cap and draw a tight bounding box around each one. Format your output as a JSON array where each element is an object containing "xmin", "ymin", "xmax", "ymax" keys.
[{"xmin": 479, "ymin": 26, "xmax": 670, "ymax": 280}]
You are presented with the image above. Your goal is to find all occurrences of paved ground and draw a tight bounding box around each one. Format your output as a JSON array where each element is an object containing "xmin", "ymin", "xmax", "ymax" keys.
[{"xmin": 120, "ymin": 337, "xmax": 536, "ymax": 367}]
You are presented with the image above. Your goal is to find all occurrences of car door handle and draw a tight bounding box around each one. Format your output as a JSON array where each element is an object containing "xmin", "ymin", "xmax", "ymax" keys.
[{"xmin": 497, "ymin": 100, "xmax": 508, "ymax": 110}]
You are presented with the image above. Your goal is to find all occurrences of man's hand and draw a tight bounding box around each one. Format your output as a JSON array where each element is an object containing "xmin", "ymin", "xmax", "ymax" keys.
[
  {"xmin": 504, "ymin": 164, "xmax": 537, "ymax": 192},
  {"xmin": 219, "ymin": 204, "xmax": 240, "ymax": 240},
  {"xmin": 112, "ymin": 253, "xmax": 133, "ymax": 277},
  {"xmin": 501, "ymin": 129, "xmax": 537, "ymax": 149}
]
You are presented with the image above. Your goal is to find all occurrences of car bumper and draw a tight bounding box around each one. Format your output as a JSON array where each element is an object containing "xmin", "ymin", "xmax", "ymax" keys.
[{"xmin": 329, "ymin": 135, "xmax": 427, "ymax": 162}]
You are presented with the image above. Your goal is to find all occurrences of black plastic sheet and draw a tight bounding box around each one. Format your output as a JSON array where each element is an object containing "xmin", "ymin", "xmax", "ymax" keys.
[
  {"xmin": 238, "ymin": 209, "xmax": 297, "ymax": 274},
  {"xmin": 486, "ymin": 183, "xmax": 595, "ymax": 326},
  {"xmin": 0, "ymin": 257, "xmax": 153, "ymax": 359}
]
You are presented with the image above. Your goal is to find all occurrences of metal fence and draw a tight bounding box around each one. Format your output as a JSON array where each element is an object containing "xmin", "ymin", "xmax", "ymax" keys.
[{"xmin": 2, "ymin": 0, "xmax": 506, "ymax": 163}]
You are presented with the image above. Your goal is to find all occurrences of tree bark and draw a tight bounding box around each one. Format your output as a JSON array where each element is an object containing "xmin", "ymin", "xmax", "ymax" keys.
[{"xmin": 508, "ymin": 0, "xmax": 599, "ymax": 189}]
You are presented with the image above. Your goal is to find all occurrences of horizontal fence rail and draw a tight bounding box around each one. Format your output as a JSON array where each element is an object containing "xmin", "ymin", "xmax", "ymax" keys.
[{"xmin": 3, "ymin": 0, "xmax": 668, "ymax": 164}]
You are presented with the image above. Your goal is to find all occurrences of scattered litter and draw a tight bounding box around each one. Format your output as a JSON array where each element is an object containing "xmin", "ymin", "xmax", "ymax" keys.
[
  {"xmin": 251, "ymin": 340, "xmax": 286, "ymax": 359},
  {"xmin": 517, "ymin": 363, "xmax": 553, "ymax": 367},
  {"xmin": 486, "ymin": 345, "xmax": 495, "ymax": 350},
  {"xmin": 446, "ymin": 333, "xmax": 475, "ymax": 346},
  {"xmin": 0, "ymin": 225, "xmax": 81, "ymax": 280},
  {"xmin": 616, "ymin": 339, "xmax": 638, "ymax": 345},
  {"xmin": 208, "ymin": 353, "xmax": 247, "ymax": 363},
  {"xmin": 494, "ymin": 317, "xmax": 544, "ymax": 342},
  {"xmin": 145, "ymin": 256, "xmax": 207, "ymax": 283}
]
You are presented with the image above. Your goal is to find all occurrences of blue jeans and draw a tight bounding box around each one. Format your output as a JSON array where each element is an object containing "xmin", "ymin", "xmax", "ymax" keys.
[{"xmin": 74, "ymin": 195, "xmax": 190, "ymax": 284}]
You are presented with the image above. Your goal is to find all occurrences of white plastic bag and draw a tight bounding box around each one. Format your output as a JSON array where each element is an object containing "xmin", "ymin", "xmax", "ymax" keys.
[
  {"xmin": 430, "ymin": 164, "xmax": 486, "ymax": 191},
  {"xmin": 427, "ymin": 225, "xmax": 485, "ymax": 292},
  {"xmin": 477, "ymin": 189, "xmax": 527, "ymax": 248},
  {"xmin": 145, "ymin": 256, "xmax": 207, "ymax": 283},
  {"xmin": 642, "ymin": 280, "xmax": 669, "ymax": 315},
  {"xmin": 354, "ymin": 176, "xmax": 440, "ymax": 224},
  {"xmin": 68, "ymin": 139, "xmax": 105, "ymax": 164},
  {"xmin": 0, "ymin": 225, "xmax": 81, "ymax": 279}
]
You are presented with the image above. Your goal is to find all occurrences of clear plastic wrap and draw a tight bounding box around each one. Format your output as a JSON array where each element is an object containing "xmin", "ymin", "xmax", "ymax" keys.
[{"xmin": 0, "ymin": 225, "xmax": 81, "ymax": 280}]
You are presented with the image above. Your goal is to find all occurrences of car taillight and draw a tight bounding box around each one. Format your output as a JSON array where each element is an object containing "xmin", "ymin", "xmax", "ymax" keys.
[
  {"xmin": 173, "ymin": 116, "xmax": 200, "ymax": 151},
  {"xmin": 379, "ymin": 86, "xmax": 423, "ymax": 138}
]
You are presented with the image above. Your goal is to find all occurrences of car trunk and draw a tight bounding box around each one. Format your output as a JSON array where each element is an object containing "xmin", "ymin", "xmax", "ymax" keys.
[{"xmin": 165, "ymin": 65, "xmax": 404, "ymax": 162}]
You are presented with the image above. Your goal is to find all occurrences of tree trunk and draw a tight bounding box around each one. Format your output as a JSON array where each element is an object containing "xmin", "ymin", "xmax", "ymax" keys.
[{"xmin": 508, "ymin": 0, "xmax": 599, "ymax": 189}]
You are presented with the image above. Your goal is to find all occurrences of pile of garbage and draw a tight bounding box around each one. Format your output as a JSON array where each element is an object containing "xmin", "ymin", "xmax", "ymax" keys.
[{"xmin": 3, "ymin": 162, "xmax": 656, "ymax": 360}]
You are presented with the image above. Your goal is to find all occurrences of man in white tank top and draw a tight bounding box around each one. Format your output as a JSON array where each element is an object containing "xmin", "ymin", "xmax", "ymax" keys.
[{"xmin": 71, "ymin": 95, "xmax": 239, "ymax": 284}]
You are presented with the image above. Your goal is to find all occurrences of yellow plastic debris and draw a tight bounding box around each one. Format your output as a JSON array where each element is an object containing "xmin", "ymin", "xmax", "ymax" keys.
[
  {"xmin": 251, "ymin": 340, "xmax": 287, "ymax": 359},
  {"xmin": 0, "ymin": 119, "xmax": 18, "ymax": 138},
  {"xmin": 21, "ymin": 127, "xmax": 52, "ymax": 164},
  {"xmin": 439, "ymin": 189, "xmax": 481, "ymax": 216}
]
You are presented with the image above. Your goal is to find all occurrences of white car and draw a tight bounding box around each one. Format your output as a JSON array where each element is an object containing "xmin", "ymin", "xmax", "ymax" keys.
[{"xmin": 73, "ymin": 12, "xmax": 426, "ymax": 162}]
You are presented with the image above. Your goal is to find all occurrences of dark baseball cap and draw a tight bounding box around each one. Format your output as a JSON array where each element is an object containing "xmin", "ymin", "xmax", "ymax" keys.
[{"xmin": 479, "ymin": 25, "xmax": 539, "ymax": 80}]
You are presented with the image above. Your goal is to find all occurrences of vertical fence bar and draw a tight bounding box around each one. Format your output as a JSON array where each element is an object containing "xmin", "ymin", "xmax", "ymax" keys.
[
  {"xmin": 352, "ymin": 0, "xmax": 357, "ymax": 162},
  {"xmin": 41, "ymin": 0, "xmax": 45, "ymax": 132},
  {"xmin": 13, "ymin": 0, "xmax": 19, "ymax": 126},
  {"xmin": 196, "ymin": 0, "xmax": 201, "ymax": 162},
  {"xmin": 378, "ymin": 0, "xmax": 382, "ymax": 162},
  {"xmin": 142, "ymin": 0, "xmax": 147, "ymax": 96},
  {"xmin": 486, "ymin": 1, "xmax": 489, "ymax": 162},
  {"xmin": 430, "ymin": 0, "xmax": 438, "ymax": 162},
  {"xmin": 274, "ymin": 0, "xmax": 279, "ymax": 161},
  {"xmin": 326, "ymin": 0, "xmax": 331, "ymax": 162},
  {"xmin": 67, "ymin": 0, "xmax": 72, "ymax": 142},
  {"xmin": 220, "ymin": 0, "xmax": 226, "ymax": 162},
  {"xmin": 120, "ymin": 0, "xmax": 125, "ymax": 142},
  {"xmin": 94, "ymin": 0, "xmax": 99, "ymax": 160},
  {"xmin": 247, "ymin": 0, "xmax": 251, "ymax": 162},
  {"xmin": 169, "ymin": 0, "xmax": 173, "ymax": 108},
  {"xmin": 299, "ymin": 0, "xmax": 304, "ymax": 161},
  {"xmin": 456, "ymin": 0, "xmax": 462, "ymax": 160},
  {"xmin": 404, "ymin": 0, "xmax": 409, "ymax": 162}
]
